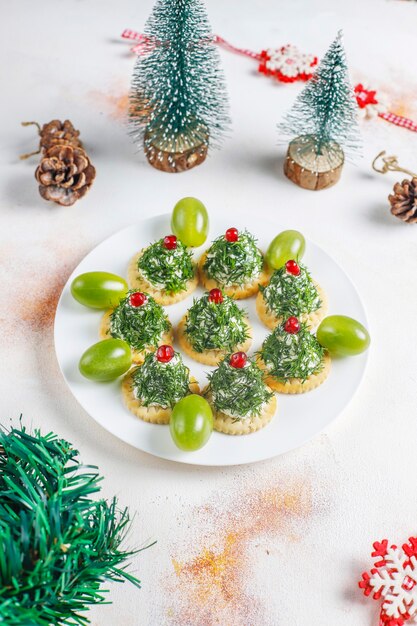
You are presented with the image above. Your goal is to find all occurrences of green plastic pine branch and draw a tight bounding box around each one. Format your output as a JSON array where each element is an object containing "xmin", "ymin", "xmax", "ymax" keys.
[
  {"xmin": 278, "ymin": 30, "xmax": 361, "ymax": 159},
  {"xmin": 0, "ymin": 423, "xmax": 150, "ymax": 625},
  {"xmin": 129, "ymin": 0, "xmax": 230, "ymax": 155}
]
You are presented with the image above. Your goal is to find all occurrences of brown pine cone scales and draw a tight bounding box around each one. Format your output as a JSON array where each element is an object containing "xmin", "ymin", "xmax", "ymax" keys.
[
  {"xmin": 40, "ymin": 119, "xmax": 82, "ymax": 151},
  {"xmin": 389, "ymin": 178, "xmax": 417, "ymax": 224},
  {"xmin": 35, "ymin": 144, "xmax": 96, "ymax": 206}
]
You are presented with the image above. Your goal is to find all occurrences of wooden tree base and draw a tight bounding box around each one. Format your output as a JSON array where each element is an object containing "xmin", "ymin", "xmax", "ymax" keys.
[
  {"xmin": 144, "ymin": 139, "xmax": 208, "ymax": 173},
  {"xmin": 284, "ymin": 136, "xmax": 344, "ymax": 190}
]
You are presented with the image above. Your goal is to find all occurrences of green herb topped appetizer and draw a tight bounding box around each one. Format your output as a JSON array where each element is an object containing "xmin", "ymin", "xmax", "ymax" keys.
[
  {"xmin": 122, "ymin": 345, "xmax": 199, "ymax": 424},
  {"xmin": 99, "ymin": 290, "xmax": 173, "ymax": 364},
  {"xmin": 177, "ymin": 288, "xmax": 252, "ymax": 365},
  {"xmin": 199, "ymin": 228, "xmax": 270, "ymax": 299},
  {"xmin": 128, "ymin": 235, "xmax": 198, "ymax": 305},
  {"xmin": 204, "ymin": 351, "xmax": 276, "ymax": 435},
  {"xmin": 256, "ymin": 259, "xmax": 327, "ymax": 329},
  {"xmin": 258, "ymin": 316, "xmax": 331, "ymax": 394}
]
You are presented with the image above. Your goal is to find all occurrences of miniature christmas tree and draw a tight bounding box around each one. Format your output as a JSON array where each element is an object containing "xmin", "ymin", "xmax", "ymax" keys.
[
  {"xmin": 279, "ymin": 31, "xmax": 361, "ymax": 190},
  {"xmin": 129, "ymin": 0, "xmax": 230, "ymax": 173},
  {"xmin": 0, "ymin": 422, "xmax": 149, "ymax": 625}
]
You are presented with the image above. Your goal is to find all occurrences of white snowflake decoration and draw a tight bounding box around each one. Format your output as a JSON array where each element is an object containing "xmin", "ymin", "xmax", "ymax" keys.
[
  {"xmin": 259, "ymin": 44, "xmax": 318, "ymax": 82},
  {"xmin": 360, "ymin": 538, "xmax": 417, "ymax": 626}
]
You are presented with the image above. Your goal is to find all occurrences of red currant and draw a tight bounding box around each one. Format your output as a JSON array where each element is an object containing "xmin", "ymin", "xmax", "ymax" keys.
[
  {"xmin": 208, "ymin": 288, "xmax": 223, "ymax": 304},
  {"xmin": 163, "ymin": 235, "xmax": 177, "ymax": 250},
  {"xmin": 225, "ymin": 228, "xmax": 239, "ymax": 243},
  {"xmin": 156, "ymin": 345, "xmax": 175, "ymax": 363},
  {"xmin": 284, "ymin": 317, "xmax": 300, "ymax": 334},
  {"xmin": 229, "ymin": 351, "xmax": 247, "ymax": 369},
  {"xmin": 129, "ymin": 292, "xmax": 147, "ymax": 307},
  {"xmin": 285, "ymin": 259, "xmax": 301, "ymax": 276}
]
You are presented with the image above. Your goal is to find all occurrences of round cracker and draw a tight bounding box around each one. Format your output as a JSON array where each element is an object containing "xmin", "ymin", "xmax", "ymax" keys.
[
  {"xmin": 203, "ymin": 388, "xmax": 277, "ymax": 435},
  {"xmin": 256, "ymin": 282, "xmax": 328, "ymax": 330},
  {"xmin": 122, "ymin": 371, "xmax": 200, "ymax": 424},
  {"xmin": 259, "ymin": 352, "xmax": 331, "ymax": 394},
  {"xmin": 198, "ymin": 251, "xmax": 270, "ymax": 300},
  {"xmin": 127, "ymin": 249, "xmax": 198, "ymax": 305},
  {"xmin": 176, "ymin": 315, "xmax": 252, "ymax": 366}
]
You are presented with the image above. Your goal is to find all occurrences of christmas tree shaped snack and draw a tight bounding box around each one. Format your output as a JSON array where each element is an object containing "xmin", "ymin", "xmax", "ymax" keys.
[
  {"xmin": 279, "ymin": 31, "xmax": 361, "ymax": 190},
  {"xmin": 129, "ymin": 0, "xmax": 229, "ymax": 172},
  {"xmin": 128, "ymin": 235, "xmax": 198, "ymax": 305},
  {"xmin": 177, "ymin": 288, "xmax": 252, "ymax": 365},
  {"xmin": 258, "ymin": 317, "xmax": 331, "ymax": 394},
  {"xmin": 199, "ymin": 228, "xmax": 270, "ymax": 299},
  {"xmin": 256, "ymin": 259, "xmax": 327, "ymax": 330},
  {"xmin": 99, "ymin": 290, "xmax": 173, "ymax": 364},
  {"xmin": 204, "ymin": 352, "xmax": 276, "ymax": 435},
  {"xmin": 122, "ymin": 345, "xmax": 199, "ymax": 424}
]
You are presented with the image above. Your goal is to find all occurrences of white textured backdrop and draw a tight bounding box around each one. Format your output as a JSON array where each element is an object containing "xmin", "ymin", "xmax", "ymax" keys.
[{"xmin": 1, "ymin": 1, "xmax": 417, "ymax": 624}]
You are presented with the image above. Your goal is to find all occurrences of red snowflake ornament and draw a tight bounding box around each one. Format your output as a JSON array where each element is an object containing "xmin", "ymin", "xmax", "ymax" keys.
[
  {"xmin": 258, "ymin": 44, "xmax": 318, "ymax": 83},
  {"xmin": 359, "ymin": 537, "xmax": 417, "ymax": 625},
  {"xmin": 355, "ymin": 83, "xmax": 379, "ymax": 109}
]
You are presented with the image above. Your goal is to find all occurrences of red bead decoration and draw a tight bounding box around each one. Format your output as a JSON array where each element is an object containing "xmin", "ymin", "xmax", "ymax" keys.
[
  {"xmin": 284, "ymin": 317, "xmax": 300, "ymax": 334},
  {"xmin": 129, "ymin": 292, "xmax": 147, "ymax": 307},
  {"xmin": 285, "ymin": 259, "xmax": 301, "ymax": 276},
  {"xmin": 229, "ymin": 352, "xmax": 247, "ymax": 369},
  {"xmin": 208, "ymin": 288, "xmax": 223, "ymax": 304},
  {"xmin": 156, "ymin": 345, "xmax": 175, "ymax": 363},
  {"xmin": 225, "ymin": 228, "xmax": 239, "ymax": 243},
  {"xmin": 163, "ymin": 235, "xmax": 177, "ymax": 250}
]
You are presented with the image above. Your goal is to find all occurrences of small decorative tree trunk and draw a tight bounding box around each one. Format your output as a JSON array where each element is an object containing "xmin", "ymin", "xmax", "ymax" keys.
[
  {"xmin": 144, "ymin": 132, "xmax": 208, "ymax": 173},
  {"xmin": 284, "ymin": 135, "xmax": 344, "ymax": 190}
]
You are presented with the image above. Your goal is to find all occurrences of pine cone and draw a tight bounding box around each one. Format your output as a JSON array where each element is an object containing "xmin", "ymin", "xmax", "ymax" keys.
[
  {"xmin": 40, "ymin": 119, "xmax": 82, "ymax": 152},
  {"xmin": 35, "ymin": 145, "xmax": 95, "ymax": 206},
  {"xmin": 388, "ymin": 178, "xmax": 417, "ymax": 224}
]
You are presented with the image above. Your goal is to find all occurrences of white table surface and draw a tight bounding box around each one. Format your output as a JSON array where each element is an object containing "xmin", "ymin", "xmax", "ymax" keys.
[{"xmin": 1, "ymin": 1, "xmax": 417, "ymax": 624}]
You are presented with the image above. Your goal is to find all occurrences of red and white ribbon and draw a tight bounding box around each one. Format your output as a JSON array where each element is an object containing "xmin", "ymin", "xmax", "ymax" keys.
[
  {"xmin": 378, "ymin": 111, "xmax": 417, "ymax": 133},
  {"xmin": 121, "ymin": 29, "xmax": 316, "ymax": 83},
  {"xmin": 213, "ymin": 34, "xmax": 261, "ymax": 60},
  {"xmin": 121, "ymin": 29, "xmax": 152, "ymax": 54},
  {"xmin": 122, "ymin": 29, "xmax": 417, "ymax": 131}
]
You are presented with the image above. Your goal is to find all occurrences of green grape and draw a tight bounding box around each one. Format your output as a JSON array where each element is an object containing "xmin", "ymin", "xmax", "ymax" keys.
[
  {"xmin": 71, "ymin": 272, "xmax": 128, "ymax": 309},
  {"xmin": 266, "ymin": 230, "xmax": 306, "ymax": 270},
  {"xmin": 170, "ymin": 395, "xmax": 213, "ymax": 451},
  {"xmin": 317, "ymin": 315, "xmax": 370, "ymax": 357},
  {"xmin": 79, "ymin": 339, "xmax": 132, "ymax": 381},
  {"xmin": 171, "ymin": 197, "xmax": 209, "ymax": 247}
]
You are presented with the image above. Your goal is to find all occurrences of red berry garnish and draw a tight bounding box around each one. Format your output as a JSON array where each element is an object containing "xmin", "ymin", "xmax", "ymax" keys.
[
  {"xmin": 156, "ymin": 345, "xmax": 175, "ymax": 363},
  {"xmin": 284, "ymin": 316, "xmax": 300, "ymax": 334},
  {"xmin": 208, "ymin": 288, "xmax": 223, "ymax": 304},
  {"xmin": 229, "ymin": 351, "xmax": 247, "ymax": 369},
  {"xmin": 163, "ymin": 235, "xmax": 177, "ymax": 250},
  {"xmin": 129, "ymin": 292, "xmax": 147, "ymax": 307},
  {"xmin": 285, "ymin": 260, "xmax": 301, "ymax": 276},
  {"xmin": 225, "ymin": 228, "xmax": 239, "ymax": 243}
]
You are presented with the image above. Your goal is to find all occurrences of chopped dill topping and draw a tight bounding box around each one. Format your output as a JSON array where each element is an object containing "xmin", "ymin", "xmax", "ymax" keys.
[
  {"xmin": 131, "ymin": 352, "xmax": 191, "ymax": 408},
  {"xmin": 203, "ymin": 230, "xmax": 263, "ymax": 286},
  {"xmin": 259, "ymin": 322, "xmax": 325, "ymax": 382},
  {"xmin": 259, "ymin": 263, "xmax": 321, "ymax": 318},
  {"xmin": 138, "ymin": 238, "xmax": 194, "ymax": 294},
  {"xmin": 205, "ymin": 356, "xmax": 273, "ymax": 419},
  {"xmin": 185, "ymin": 292, "xmax": 249, "ymax": 352},
  {"xmin": 109, "ymin": 291, "xmax": 170, "ymax": 351}
]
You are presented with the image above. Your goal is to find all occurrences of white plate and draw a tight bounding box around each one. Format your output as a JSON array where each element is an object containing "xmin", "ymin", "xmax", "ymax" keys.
[{"xmin": 54, "ymin": 214, "xmax": 368, "ymax": 466}]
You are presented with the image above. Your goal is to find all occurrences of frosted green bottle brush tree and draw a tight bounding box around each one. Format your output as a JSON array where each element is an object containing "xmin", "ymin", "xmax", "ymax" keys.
[
  {"xmin": 129, "ymin": 0, "xmax": 230, "ymax": 173},
  {"xmin": 279, "ymin": 31, "xmax": 361, "ymax": 190}
]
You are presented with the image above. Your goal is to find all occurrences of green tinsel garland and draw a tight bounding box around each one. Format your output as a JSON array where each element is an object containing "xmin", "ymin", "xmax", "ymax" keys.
[{"xmin": 0, "ymin": 423, "xmax": 150, "ymax": 625}]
